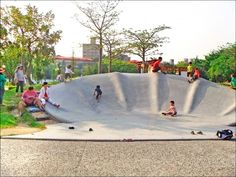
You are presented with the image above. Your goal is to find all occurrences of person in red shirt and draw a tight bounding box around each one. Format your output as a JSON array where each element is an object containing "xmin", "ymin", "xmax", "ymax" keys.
[
  {"xmin": 188, "ymin": 68, "xmax": 201, "ymax": 83},
  {"xmin": 18, "ymin": 86, "xmax": 43, "ymax": 116},
  {"xmin": 152, "ymin": 57, "xmax": 162, "ymax": 73}
]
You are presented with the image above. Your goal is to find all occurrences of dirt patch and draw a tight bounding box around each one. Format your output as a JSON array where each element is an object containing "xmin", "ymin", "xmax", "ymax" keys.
[{"xmin": 0, "ymin": 124, "xmax": 44, "ymax": 136}]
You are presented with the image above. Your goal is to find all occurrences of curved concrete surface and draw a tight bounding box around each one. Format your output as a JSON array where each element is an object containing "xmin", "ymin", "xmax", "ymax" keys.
[
  {"xmin": 47, "ymin": 72, "xmax": 235, "ymax": 121},
  {"xmin": 8, "ymin": 72, "xmax": 235, "ymax": 140}
]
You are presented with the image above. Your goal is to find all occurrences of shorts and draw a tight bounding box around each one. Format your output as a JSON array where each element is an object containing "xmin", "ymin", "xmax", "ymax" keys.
[
  {"xmin": 187, "ymin": 72, "xmax": 193, "ymax": 77},
  {"xmin": 96, "ymin": 93, "xmax": 102, "ymax": 100},
  {"xmin": 65, "ymin": 73, "xmax": 71, "ymax": 79},
  {"xmin": 25, "ymin": 102, "xmax": 35, "ymax": 107},
  {"xmin": 152, "ymin": 67, "xmax": 161, "ymax": 73},
  {"xmin": 193, "ymin": 75, "xmax": 199, "ymax": 80}
]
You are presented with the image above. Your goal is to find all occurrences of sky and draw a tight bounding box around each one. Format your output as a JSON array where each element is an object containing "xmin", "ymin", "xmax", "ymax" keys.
[{"xmin": 2, "ymin": 0, "xmax": 235, "ymax": 63}]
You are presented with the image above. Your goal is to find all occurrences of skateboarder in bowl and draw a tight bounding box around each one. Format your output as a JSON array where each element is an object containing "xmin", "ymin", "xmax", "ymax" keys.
[
  {"xmin": 93, "ymin": 85, "xmax": 102, "ymax": 103},
  {"xmin": 64, "ymin": 65, "xmax": 74, "ymax": 82}
]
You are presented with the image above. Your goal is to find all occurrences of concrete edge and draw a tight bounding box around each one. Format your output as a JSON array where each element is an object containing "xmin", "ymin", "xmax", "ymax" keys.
[{"xmin": 1, "ymin": 136, "xmax": 235, "ymax": 142}]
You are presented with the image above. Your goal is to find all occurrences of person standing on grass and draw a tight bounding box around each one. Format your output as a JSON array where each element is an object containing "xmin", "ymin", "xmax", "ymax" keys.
[
  {"xmin": 0, "ymin": 68, "xmax": 7, "ymax": 106},
  {"xmin": 230, "ymin": 74, "xmax": 236, "ymax": 89},
  {"xmin": 14, "ymin": 64, "xmax": 25, "ymax": 96}
]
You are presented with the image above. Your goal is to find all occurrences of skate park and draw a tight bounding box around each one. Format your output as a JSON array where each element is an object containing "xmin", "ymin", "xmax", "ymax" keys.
[{"xmin": 8, "ymin": 72, "xmax": 236, "ymax": 140}]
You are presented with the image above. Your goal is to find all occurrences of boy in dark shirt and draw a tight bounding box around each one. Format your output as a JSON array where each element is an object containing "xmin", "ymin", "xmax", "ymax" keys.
[{"xmin": 93, "ymin": 85, "xmax": 102, "ymax": 102}]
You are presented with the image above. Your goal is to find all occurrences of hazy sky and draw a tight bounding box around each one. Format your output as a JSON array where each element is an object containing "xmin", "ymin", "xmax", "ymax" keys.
[{"xmin": 2, "ymin": 1, "xmax": 235, "ymax": 62}]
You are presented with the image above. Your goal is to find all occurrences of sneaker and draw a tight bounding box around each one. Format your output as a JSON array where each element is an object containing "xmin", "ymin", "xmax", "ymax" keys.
[
  {"xmin": 54, "ymin": 103, "xmax": 60, "ymax": 108},
  {"xmin": 197, "ymin": 131, "xmax": 203, "ymax": 135}
]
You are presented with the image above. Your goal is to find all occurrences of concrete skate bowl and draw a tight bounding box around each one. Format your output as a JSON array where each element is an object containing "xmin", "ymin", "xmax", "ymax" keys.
[{"xmin": 45, "ymin": 72, "xmax": 235, "ymax": 139}]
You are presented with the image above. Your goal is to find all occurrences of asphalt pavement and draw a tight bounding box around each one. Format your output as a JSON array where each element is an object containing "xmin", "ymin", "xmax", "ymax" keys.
[{"xmin": 1, "ymin": 139, "xmax": 235, "ymax": 177}]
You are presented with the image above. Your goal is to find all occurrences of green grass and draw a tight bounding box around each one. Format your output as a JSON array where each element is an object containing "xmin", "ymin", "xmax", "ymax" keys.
[
  {"xmin": 0, "ymin": 112, "xmax": 17, "ymax": 128},
  {"xmin": 19, "ymin": 111, "xmax": 45, "ymax": 129},
  {"xmin": 0, "ymin": 83, "xmax": 50, "ymax": 129}
]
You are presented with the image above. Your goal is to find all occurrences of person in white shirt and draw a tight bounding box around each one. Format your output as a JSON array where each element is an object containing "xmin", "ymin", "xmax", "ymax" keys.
[
  {"xmin": 64, "ymin": 65, "xmax": 74, "ymax": 81},
  {"xmin": 39, "ymin": 82, "xmax": 60, "ymax": 108}
]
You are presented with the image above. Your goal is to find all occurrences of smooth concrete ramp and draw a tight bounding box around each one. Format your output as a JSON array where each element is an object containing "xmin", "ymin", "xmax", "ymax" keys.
[{"xmin": 7, "ymin": 73, "xmax": 236, "ymax": 140}]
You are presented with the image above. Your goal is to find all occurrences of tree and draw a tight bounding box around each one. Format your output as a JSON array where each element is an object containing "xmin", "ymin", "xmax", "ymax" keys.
[
  {"xmin": 33, "ymin": 54, "xmax": 54, "ymax": 82},
  {"xmin": 123, "ymin": 26, "xmax": 171, "ymax": 64},
  {"xmin": 103, "ymin": 30, "xmax": 123, "ymax": 72},
  {"xmin": 1, "ymin": 5, "xmax": 62, "ymax": 84},
  {"xmin": 0, "ymin": 23, "xmax": 8, "ymax": 50},
  {"xmin": 103, "ymin": 58, "xmax": 137, "ymax": 73},
  {"xmin": 192, "ymin": 58, "xmax": 208, "ymax": 79},
  {"xmin": 175, "ymin": 61, "xmax": 188, "ymax": 67},
  {"xmin": 74, "ymin": 0, "xmax": 120, "ymax": 74},
  {"xmin": 206, "ymin": 43, "xmax": 235, "ymax": 82},
  {"xmin": 0, "ymin": 45, "xmax": 21, "ymax": 82}
]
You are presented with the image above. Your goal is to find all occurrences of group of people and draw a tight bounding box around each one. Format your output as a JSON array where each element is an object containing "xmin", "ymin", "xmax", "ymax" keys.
[
  {"xmin": 0, "ymin": 60, "xmax": 236, "ymax": 119},
  {"xmin": 147, "ymin": 57, "xmax": 201, "ymax": 84},
  {"xmin": 56, "ymin": 64, "xmax": 74, "ymax": 82},
  {"xmin": 186, "ymin": 62, "xmax": 201, "ymax": 83},
  {"xmin": 18, "ymin": 82, "xmax": 60, "ymax": 116}
]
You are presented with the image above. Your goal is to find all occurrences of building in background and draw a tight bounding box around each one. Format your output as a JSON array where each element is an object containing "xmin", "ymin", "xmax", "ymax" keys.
[
  {"xmin": 82, "ymin": 37, "xmax": 100, "ymax": 61},
  {"xmin": 117, "ymin": 54, "xmax": 131, "ymax": 61},
  {"xmin": 54, "ymin": 55, "xmax": 95, "ymax": 72},
  {"xmin": 170, "ymin": 59, "xmax": 174, "ymax": 65},
  {"xmin": 184, "ymin": 58, "xmax": 188, "ymax": 63}
]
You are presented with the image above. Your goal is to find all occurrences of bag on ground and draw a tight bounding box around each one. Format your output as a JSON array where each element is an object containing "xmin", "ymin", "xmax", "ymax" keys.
[{"xmin": 216, "ymin": 129, "xmax": 233, "ymax": 140}]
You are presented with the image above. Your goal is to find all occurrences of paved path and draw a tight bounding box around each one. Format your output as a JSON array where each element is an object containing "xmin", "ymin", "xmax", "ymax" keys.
[{"xmin": 1, "ymin": 139, "xmax": 235, "ymax": 176}]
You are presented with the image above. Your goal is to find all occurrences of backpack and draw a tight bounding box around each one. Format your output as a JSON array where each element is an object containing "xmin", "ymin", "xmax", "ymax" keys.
[{"xmin": 216, "ymin": 129, "xmax": 233, "ymax": 140}]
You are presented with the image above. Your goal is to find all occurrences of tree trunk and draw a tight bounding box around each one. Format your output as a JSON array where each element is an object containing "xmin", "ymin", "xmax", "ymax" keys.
[
  {"xmin": 142, "ymin": 49, "xmax": 146, "ymax": 72},
  {"xmin": 26, "ymin": 62, "xmax": 34, "ymax": 85},
  {"xmin": 109, "ymin": 49, "xmax": 112, "ymax": 73},
  {"xmin": 98, "ymin": 33, "xmax": 103, "ymax": 74}
]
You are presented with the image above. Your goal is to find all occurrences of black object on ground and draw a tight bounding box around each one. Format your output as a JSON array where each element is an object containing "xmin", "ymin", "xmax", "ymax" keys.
[
  {"xmin": 216, "ymin": 129, "xmax": 233, "ymax": 140},
  {"xmin": 89, "ymin": 128, "xmax": 93, "ymax": 131},
  {"xmin": 69, "ymin": 126, "xmax": 75, "ymax": 129},
  {"xmin": 197, "ymin": 131, "xmax": 203, "ymax": 135}
]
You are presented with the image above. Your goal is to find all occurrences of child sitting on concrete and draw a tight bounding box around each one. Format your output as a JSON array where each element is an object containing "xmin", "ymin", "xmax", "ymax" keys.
[
  {"xmin": 162, "ymin": 100, "xmax": 177, "ymax": 117},
  {"xmin": 93, "ymin": 85, "xmax": 102, "ymax": 103},
  {"xmin": 39, "ymin": 82, "xmax": 60, "ymax": 108}
]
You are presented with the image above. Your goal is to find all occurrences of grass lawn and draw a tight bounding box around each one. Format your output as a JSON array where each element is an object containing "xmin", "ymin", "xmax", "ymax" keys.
[{"xmin": 0, "ymin": 83, "xmax": 50, "ymax": 129}]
